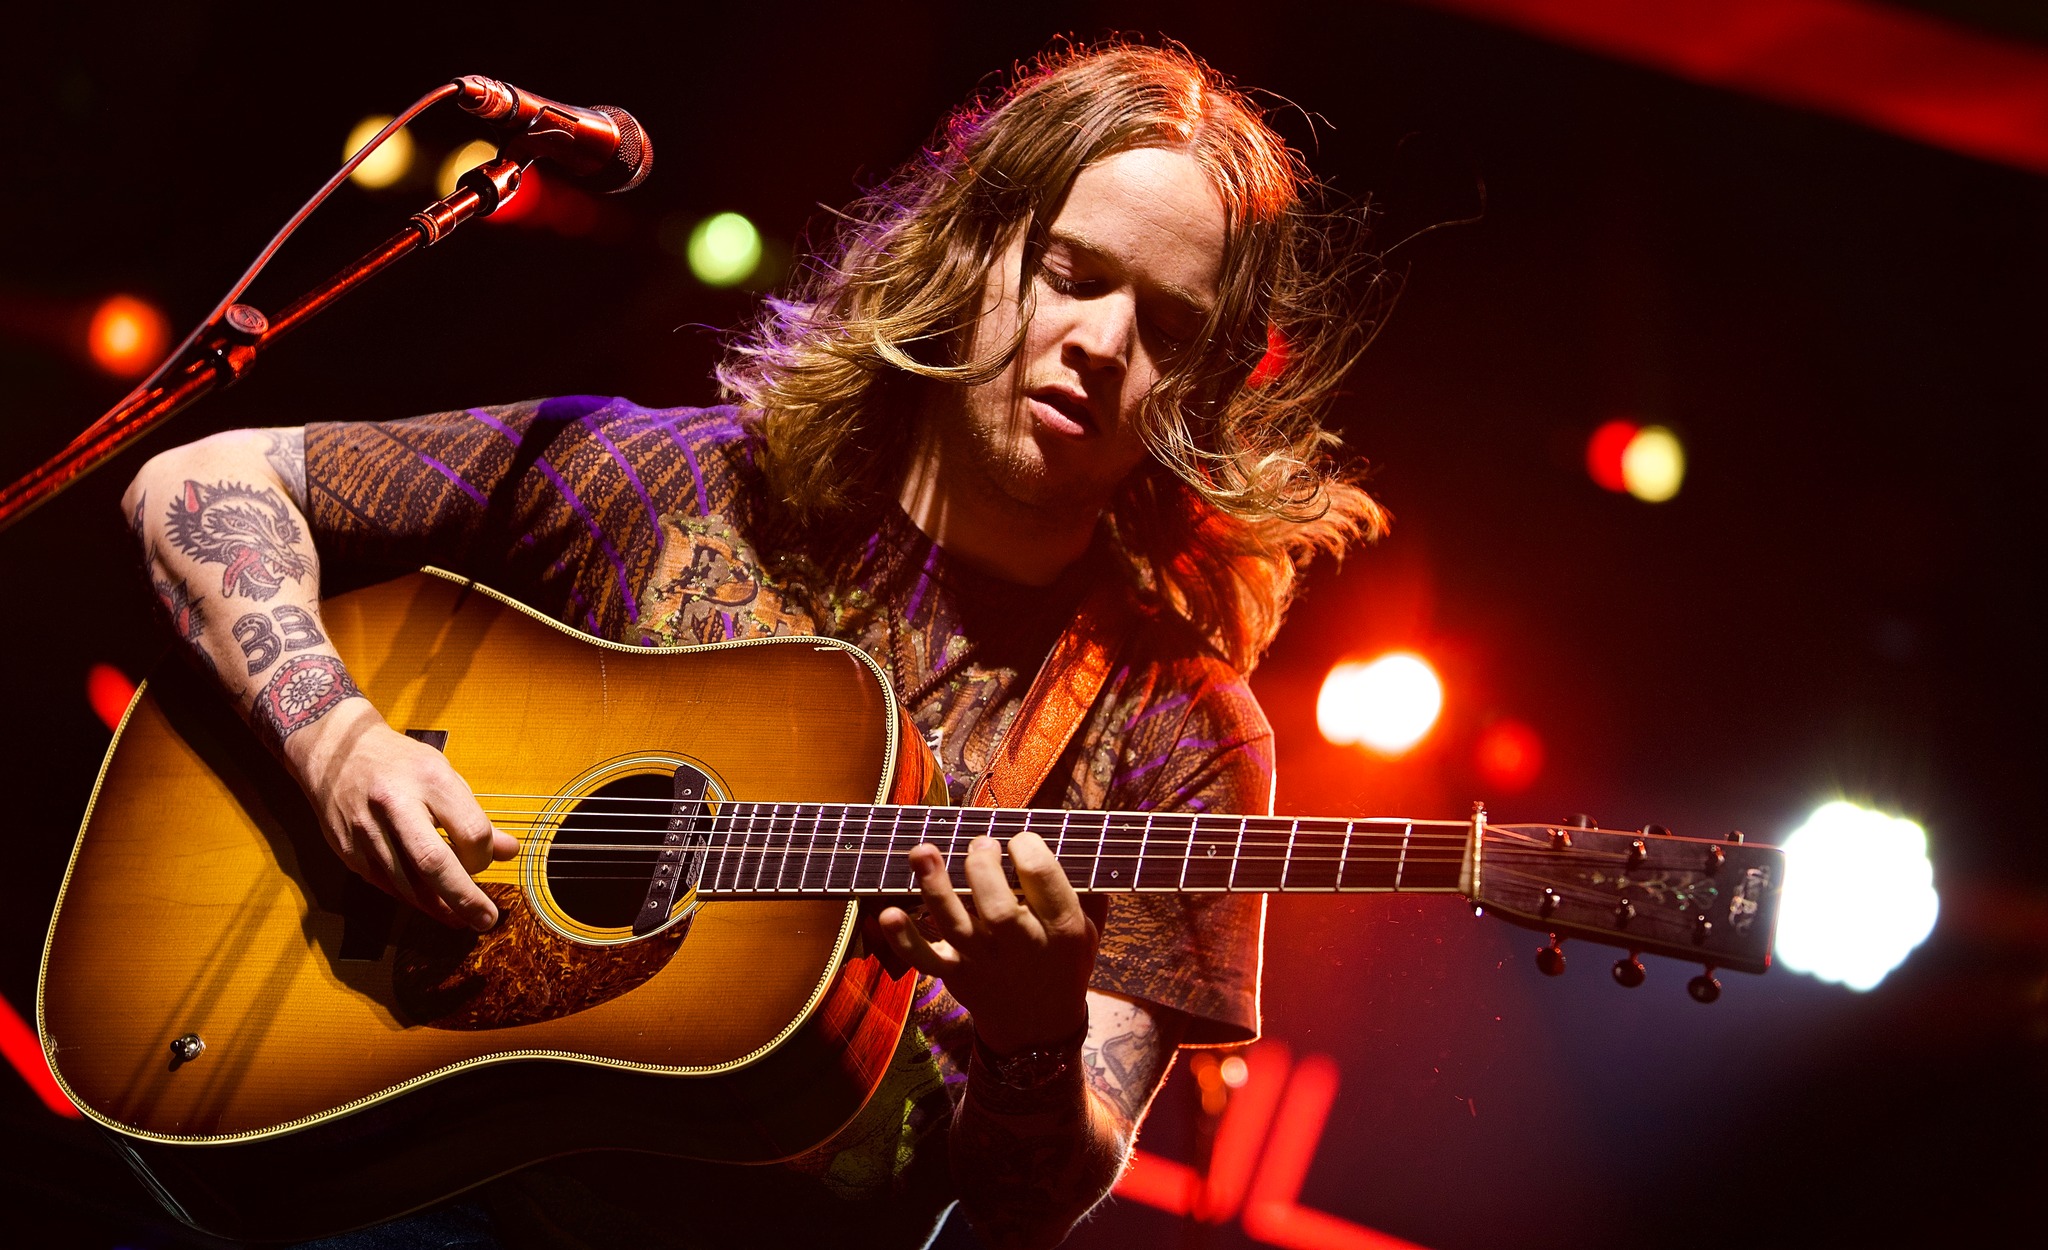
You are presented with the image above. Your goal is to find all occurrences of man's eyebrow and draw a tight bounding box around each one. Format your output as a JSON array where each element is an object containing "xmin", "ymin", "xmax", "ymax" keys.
[{"xmin": 1046, "ymin": 229, "xmax": 1215, "ymax": 317}]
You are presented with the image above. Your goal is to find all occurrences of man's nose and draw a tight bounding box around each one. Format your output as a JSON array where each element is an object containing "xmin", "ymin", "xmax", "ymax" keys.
[{"xmin": 1064, "ymin": 292, "xmax": 1134, "ymax": 372}]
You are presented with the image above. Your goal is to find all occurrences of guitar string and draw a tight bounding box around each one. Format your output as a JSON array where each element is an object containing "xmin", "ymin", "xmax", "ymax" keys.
[{"xmin": 526, "ymin": 848, "xmax": 1621, "ymax": 876}]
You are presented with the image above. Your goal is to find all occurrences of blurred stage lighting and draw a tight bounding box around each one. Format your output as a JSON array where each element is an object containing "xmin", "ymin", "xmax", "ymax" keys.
[
  {"xmin": 437, "ymin": 139, "xmax": 500, "ymax": 196},
  {"xmin": 86, "ymin": 295, "xmax": 169, "ymax": 378},
  {"xmin": 86, "ymin": 663, "xmax": 137, "ymax": 733},
  {"xmin": 1777, "ymin": 800, "xmax": 1939, "ymax": 991},
  {"xmin": 1587, "ymin": 419, "xmax": 1686, "ymax": 502},
  {"xmin": 1586, "ymin": 419, "xmax": 1637, "ymax": 492},
  {"xmin": 687, "ymin": 212, "xmax": 763, "ymax": 286},
  {"xmin": 1622, "ymin": 425, "xmax": 1686, "ymax": 502},
  {"xmin": 1474, "ymin": 719, "xmax": 1544, "ymax": 792},
  {"xmin": 345, "ymin": 115, "xmax": 414, "ymax": 189},
  {"xmin": 1317, "ymin": 653, "xmax": 1442, "ymax": 755}
]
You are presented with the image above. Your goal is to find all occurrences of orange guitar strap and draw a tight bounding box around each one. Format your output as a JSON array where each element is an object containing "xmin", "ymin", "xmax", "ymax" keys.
[{"xmin": 967, "ymin": 581, "xmax": 1132, "ymax": 810}]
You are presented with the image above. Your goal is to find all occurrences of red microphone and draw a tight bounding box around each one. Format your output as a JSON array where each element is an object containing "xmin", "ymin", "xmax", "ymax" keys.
[{"xmin": 454, "ymin": 75, "xmax": 653, "ymax": 193}]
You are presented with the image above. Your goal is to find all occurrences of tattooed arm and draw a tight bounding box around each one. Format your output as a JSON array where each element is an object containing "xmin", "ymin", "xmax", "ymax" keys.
[
  {"xmin": 950, "ymin": 989, "xmax": 1187, "ymax": 1250},
  {"xmin": 123, "ymin": 428, "xmax": 513, "ymax": 929},
  {"xmin": 876, "ymin": 832, "xmax": 1187, "ymax": 1249}
]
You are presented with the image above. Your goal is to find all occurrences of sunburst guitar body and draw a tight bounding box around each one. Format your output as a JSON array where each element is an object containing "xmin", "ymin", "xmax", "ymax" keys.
[{"xmin": 40, "ymin": 569, "xmax": 936, "ymax": 1242}]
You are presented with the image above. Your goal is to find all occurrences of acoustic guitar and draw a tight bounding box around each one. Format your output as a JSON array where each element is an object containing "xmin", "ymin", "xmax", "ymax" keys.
[{"xmin": 37, "ymin": 569, "xmax": 1782, "ymax": 1241}]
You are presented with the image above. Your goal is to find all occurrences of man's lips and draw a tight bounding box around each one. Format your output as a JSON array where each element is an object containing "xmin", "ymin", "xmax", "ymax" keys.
[{"xmin": 1028, "ymin": 389, "xmax": 1097, "ymax": 437}]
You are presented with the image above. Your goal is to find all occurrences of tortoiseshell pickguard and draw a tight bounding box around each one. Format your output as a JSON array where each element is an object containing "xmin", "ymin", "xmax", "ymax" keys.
[{"xmin": 392, "ymin": 883, "xmax": 687, "ymax": 1029}]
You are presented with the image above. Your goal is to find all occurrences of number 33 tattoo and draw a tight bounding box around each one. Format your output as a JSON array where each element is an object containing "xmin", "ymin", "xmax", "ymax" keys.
[{"xmin": 233, "ymin": 604, "xmax": 327, "ymax": 675}]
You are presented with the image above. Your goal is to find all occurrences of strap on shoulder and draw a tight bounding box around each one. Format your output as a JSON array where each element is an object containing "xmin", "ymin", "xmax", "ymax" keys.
[{"xmin": 967, "ymin": 581, "xmax": 1132, "ymax": 810}]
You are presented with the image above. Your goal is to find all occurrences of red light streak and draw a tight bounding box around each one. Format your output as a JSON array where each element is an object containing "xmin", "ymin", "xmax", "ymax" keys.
[
  {"xmin": 1115, "ymin": 1041, "xmax": 1429, "ymax": 1248},
  {"xmin": 0, "ymin": 993, "xmax": 80, "ymax": 1118},
  {"xmin": 1413, "ymin": 0, "xmax": 2048, "ymax": 176}
]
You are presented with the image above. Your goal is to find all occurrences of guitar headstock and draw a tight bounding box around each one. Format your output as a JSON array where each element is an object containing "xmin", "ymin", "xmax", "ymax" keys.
[{"xmin": 1474, "ymin": 820, "xmax": 1782, "ymax": 993}]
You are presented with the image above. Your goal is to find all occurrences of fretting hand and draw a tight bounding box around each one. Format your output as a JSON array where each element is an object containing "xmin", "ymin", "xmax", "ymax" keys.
[{"xmin": 874, "ymin": 831, "xmax": 1106, "ymax": 1055}]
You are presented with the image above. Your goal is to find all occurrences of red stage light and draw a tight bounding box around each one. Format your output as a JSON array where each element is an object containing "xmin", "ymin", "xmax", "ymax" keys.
[
  {"xmin": 1474, "ymin": 719, "xmax": 1544, "ymax": 792},
  {"xmin": 0, "ymin": 992, "xmax": 80, "ymax": 1118},
  {"xmin": 86, "ymin": 295, "xmax": 169, "ymax": 378},
  {"xmin": 1585, "ymin": 419, "xmax": 1638, "ymax": 493},
  {"xmin": 87, "ymin": 663, "xmax": 137, "ymax": 732}
]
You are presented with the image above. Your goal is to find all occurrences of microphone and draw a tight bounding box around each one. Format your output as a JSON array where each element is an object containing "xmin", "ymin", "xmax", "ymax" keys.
[{"xmin": 453, "ymin": 75, "xmax": 653, "ymax": 193}]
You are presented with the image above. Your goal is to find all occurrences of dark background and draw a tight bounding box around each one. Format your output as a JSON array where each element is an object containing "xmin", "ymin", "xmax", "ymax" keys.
[{"xmin": 2, "ymin": 2, "xmax": 2042, "ymax": 1247}]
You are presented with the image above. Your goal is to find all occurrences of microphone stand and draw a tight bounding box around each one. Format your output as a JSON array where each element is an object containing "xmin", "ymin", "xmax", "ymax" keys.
[{"xmin": 0, "ymin": 158, "xmax": 527, "ymax": 534}]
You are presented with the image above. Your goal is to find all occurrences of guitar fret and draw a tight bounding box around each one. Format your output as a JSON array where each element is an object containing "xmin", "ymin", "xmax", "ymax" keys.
[
  {"xmin": 1289, "ymin": 819, "xmax": 1341, "ymax": 890},
  {"xmin": 1281, "ymin": 818, "xmax": 1300, "ymax": 890},
  {"xmin": 1394, "ymin": 822, "xmax": 1411, "ymax": 890},
  {"xmin": 1337, "ymin": 820, "xmax": 1354, "ymax": 890},
  {"xmin": 1229, "ymin": 816, "xmax": 1246, "ymax": 891},
  {"xmin": 1087, "ymin": 812, "xmax": 1105, "ymax": 891},
  {"xmin": 1185, "ymin": 814, "xmax": 1236, "ymax": 892},
  {"xmin": 750, "ymin": 806, "xmax": 775, "ymax": 893},
  {"xmin": 793, "ymin": 804, "xmax": 821, "ymax": 892}
]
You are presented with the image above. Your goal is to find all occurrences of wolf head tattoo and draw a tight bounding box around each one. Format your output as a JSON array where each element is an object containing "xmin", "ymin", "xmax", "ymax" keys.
[{"xmin": 166, "ymin": 480, "xmax": 314, "ymax": 601}]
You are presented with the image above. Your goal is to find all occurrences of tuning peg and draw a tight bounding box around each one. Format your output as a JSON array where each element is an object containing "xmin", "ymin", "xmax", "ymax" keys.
[
  {"xmin": 1611, "ymin": 953, "xmax": 1646, "ymax": 988},
  {"xmin": 1540, "ymin": 887, "xmax": 1562, "ymax": 918},
  {"xmin": 1535, "ymin": 936, "xmax": 1566, "ymax": 976},
  {"xmin": 1644, "ymin": 823, "xmax": 1672, "ymax": 838},
  {"xmin": 1627, "ymin": 839, "xmax": 1647, "ymax": 867},
  {"xmin": 1687, "ymin": 968, "xmax": 1722, "ymax": 1004},
  {"xmin": 1564, "ymin": 813, "xmax": 1597, "ymax": 830},
  {"xmin": 1727, "ymin": 830, "xmax": 1745, "ymax": 844}
]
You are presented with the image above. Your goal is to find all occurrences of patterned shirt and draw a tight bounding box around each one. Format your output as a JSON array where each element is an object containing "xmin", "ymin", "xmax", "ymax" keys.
[{"xmin": 307, "ymin": 395, "xmax": 1273, "ymax": 1248}]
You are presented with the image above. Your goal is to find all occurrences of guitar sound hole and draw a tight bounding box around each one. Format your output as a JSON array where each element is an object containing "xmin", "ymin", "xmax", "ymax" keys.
[{"xmin": 547, "ymin": 774, "xmax": 677, "ymax": 928}]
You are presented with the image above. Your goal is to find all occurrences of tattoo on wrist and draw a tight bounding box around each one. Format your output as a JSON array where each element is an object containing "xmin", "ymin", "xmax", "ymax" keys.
[
  {"xmin": 166, "ymin": 479, "xmax": 314, "ymax": 601},
  {"xmin": 250, "ymin": 654, "xmax": 363, "ymax": 755},
  {"xmin": 263, "ymin": 429, "xmax": 308, "ymax": 512}
]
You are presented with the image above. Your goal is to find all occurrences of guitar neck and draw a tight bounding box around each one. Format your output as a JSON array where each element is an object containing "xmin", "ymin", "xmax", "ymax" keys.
[{"xmin": 687, "ymin": 804, "xmax": 1476, "ymax": 897}]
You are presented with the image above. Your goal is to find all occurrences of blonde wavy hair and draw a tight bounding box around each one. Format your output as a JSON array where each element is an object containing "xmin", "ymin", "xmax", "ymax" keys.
[{"xmin": 720, "ymin": 41, "xmax": 1388, "ymax": 670}]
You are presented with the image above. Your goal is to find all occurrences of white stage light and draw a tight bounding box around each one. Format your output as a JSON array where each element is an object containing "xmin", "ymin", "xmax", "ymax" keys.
[{"xmin": 1776, "ymin": 801, "xmax": 1938, "ymax": 991}]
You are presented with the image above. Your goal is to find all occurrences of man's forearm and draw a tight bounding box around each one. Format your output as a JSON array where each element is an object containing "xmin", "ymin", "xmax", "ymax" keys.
[
  {"xmin": 952, "ymin": 994, "xmax": 1180, "ymax": 1250},
  {"xmin": 123, "ymin": 427, "xmax": 360, "ymax": 753}
]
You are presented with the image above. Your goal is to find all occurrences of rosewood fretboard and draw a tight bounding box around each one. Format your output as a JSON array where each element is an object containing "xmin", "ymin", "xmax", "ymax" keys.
[{"xmin": 577, "ymin": 803, "xmax": 1476, "ymax": 898}]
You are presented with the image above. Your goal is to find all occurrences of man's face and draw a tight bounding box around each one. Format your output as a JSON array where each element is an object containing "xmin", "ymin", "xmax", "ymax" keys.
[{"xmin": 934, "ymin": 146, "xmax": 1229, "ymax": 519}]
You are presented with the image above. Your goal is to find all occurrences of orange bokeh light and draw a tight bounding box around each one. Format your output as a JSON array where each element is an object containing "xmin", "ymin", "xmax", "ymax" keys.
[
  {"xmin": 86, "ymin": 295, "xmax": 169, "ymax": 378},
  {"xmin": 1474, "ymin": 719, "xmax": 1544, "ymax": 792}
]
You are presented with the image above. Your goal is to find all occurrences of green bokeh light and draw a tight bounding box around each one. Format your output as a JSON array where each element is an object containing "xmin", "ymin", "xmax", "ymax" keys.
[{"xmin": 686, "ymin": 212, "xmax": 763, "ymax": 287}]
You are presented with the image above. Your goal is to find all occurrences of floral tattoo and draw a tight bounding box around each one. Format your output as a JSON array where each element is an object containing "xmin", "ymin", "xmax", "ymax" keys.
[{"xmin": 250, "ymin": 654, "xmax": 362, "ymax": 755}]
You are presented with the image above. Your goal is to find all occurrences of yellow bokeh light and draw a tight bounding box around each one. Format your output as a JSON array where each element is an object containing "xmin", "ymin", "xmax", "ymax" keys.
[
  {"xmin": 437, "ymin": 139, "xmax": 501, "ymax": 196},
  {"xmin": 1621, "ymin": 425, "xmax": 1685, "ymax": 502},
  {"xmin": 345, "ymin": 115, "xmax": 414, "ymax": 190},
  {"xmin": 687, "ymin": 212, "xmax": 763, "ymax": 287},
  {"xmin": 1316, "ymin": 653, "xmax": 1443, "ymax": 755}
]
